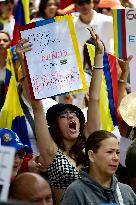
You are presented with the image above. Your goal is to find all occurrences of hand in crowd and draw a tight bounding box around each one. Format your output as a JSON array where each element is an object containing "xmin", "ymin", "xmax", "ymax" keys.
[
  {"xmin": 121, "ymin": 0, "xmax": 135, "ymax": 7},
  {"xmin": 87, "ymin": 27, "xmax": 104, "ymax": 56},
  {"xmin": 28, "ymin": 155, "xmax": 47, "ymax": 173},
  {"xmin": 117, "ymin": 55, "xmax": 133, "ymax": 81},
  {"xmin": 16, "ymin": 39, "xmax": 32, "ymax": 60}
]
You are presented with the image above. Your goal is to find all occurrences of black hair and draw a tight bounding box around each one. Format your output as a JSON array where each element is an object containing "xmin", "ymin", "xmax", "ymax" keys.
[
  {"xmin": 0, "ymin": 30, "xmax": 11, "ymax": 41},
  {"xmin": 85, "ymin": 130, "xmax": 117, "ymax": 164},
  {"xmin": 48, "ymin": 110, "xmax": 86, "ymax": 167},
  {"xmin": 0, "ymin": 80, "xmax": 5, "ymax": 111},
  {"xmin": 83, "ymin": 39, "xmax": 94, "ymax": 71},
  {"xmin": 38, "ymin": 0, "xmax": 58, "ymax": 18}
]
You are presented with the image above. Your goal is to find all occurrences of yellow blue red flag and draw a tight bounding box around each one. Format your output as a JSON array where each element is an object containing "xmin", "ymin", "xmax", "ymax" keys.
[
  {"xmin": 12, "ymin": 0, "xmax": 30, "ymax": 46},
  {"xmin": 0, "ymin": 49, "xmax": 31, "ymax": 146}
]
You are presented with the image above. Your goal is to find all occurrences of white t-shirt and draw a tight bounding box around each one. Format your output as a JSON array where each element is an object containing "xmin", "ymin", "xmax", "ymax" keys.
[
  {"xmin": 73, "ymin": 10, "xmax": 114, "ymax": 109},
  {"xmin": 3, "ymin": 18, "xmax": 15, "ymax": 38},
  {"xmin": 74, "ymin": 10, "xmax": 114, "ymax": 60}
]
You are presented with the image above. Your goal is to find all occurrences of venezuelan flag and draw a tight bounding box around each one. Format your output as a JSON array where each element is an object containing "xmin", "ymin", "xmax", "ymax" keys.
[
  {"xmin": 101, "ymin": 52, "xmax": 118, "ymax": 130},
  {"xmin": 0, "ymin": 49, "xmax": 31, "ymax": 147},
  {"xmin": 87, "ymin": 44, "xmax": 118, "ymax": 131},
  {"xmin": 113, "ymin": 9, "xmax": 127, "ymax": 59},
  {"xmin": 12, "ymin": 0, "xmax": 30, "ymax": 46}
]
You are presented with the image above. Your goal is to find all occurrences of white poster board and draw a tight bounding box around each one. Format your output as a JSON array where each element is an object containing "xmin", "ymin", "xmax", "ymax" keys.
[
  {"xmin": 125, "ymin": 9, "xmax": 136, "ymax": 91},
  {"xmin": 20, "ymin": 17, "xmax": 86, "ymax": 99},
  {"xmin": 0, "ymin": 146, "xmax": 15, "ymax": 201},
  {"xmin": 113, "ymin": 9, "xmax": 136, "ymax": 91}
]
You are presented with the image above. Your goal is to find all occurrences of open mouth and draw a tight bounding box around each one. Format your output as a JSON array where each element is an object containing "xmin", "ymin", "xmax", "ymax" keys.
[{"xmin": 69, "ymin": 121, "xmax": 77, "ymax": 130}]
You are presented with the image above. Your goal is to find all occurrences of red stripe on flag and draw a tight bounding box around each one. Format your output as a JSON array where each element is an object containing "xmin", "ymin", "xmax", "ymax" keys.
[
  {"xmin": 107, "ymin": 53, "xmax": 118, "ymax": 115},
  {"xmin": 19, "ymin": 22, "xmax": 36, "ymax": 31},
  {"xmin": 121, "ymin": 10, "xmax": 127, "ymax": 59},
  {"xmin": 12, "ymin": 24, "xmax": 21, "ymax": 46}
]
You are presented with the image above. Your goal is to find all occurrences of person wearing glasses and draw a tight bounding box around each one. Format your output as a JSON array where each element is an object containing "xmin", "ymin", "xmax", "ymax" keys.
[
  {"xmin": 16, "ymin": 27, "xmax": 104, "ymax": 204},
  {"xmin": 0, "ymin": 128, "xmax": 32, "ymax": 180}
]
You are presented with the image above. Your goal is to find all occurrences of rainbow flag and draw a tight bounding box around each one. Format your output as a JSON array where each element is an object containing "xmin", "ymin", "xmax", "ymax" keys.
[
  {"xmin": 113, "ymin": 9, "xmax": 127, "ymax": 59},
  {"xmin": 0, "ymin": 49, "xmax": 31, "ymax": 147},
  {"xmin": 87, "ymin": 44, "xmax": 118, "ymax": 131},
  {"xmin": 12, "ymin": 0, "xmax": 30, "ymax": 46}
]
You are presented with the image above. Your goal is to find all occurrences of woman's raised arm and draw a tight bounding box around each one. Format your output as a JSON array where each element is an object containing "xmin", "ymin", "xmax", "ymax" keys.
[
  {"xmin": 84, "ymin": 28, "xmax": 104, "ymax": 138},
  {"xmin": 16, "ymin": 39, "xmax": 58, "ymax": 166}
]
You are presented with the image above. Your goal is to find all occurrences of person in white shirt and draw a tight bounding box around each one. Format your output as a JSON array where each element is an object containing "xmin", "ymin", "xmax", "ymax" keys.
[
  {"xmin": 74, "ymin": 0, "xmax": 114, "ymax": 59},
  {"xmin": 73, "ymin": 0, "xmax": 114, "ymax": 108}
]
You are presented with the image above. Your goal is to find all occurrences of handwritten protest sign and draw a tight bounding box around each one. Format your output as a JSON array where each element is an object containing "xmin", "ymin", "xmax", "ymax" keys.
[
  {"xmin": 19, "ymin": 15, "xmax": 86, "ymax": 99},
  {"xmin": 113, "ymin": 9, "xmax": 136, "ymax": 91},
  {"xmin": 0, "ymin": 146, "xmax": 15, "ymax": 201}
]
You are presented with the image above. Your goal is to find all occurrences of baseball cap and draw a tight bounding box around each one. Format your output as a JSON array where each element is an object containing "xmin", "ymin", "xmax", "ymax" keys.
[
  {"xmin": 0, "ymin": 128, "xmax": 32, "ymax": 154},
  {"xmin": 98, "ymin": 0, "xmax": 124, "ymax": 9}
]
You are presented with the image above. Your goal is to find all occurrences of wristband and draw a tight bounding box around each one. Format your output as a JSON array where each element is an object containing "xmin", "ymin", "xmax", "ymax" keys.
[
  {"xmin": 93, "ymin": 65, "xmax": 104, "ymax": 69},
  {"xmin": 118, "ymin": 79, "xmax": 127, "ymax": 84}
]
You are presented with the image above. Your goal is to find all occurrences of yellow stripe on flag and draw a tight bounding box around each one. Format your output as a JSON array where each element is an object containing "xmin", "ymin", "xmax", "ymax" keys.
[
  {"xmin": 55, "ymin": 15, "xmax": 87, "ymax": 92},
  {"xmin": 0, "ymin": 49, "xmax": 24, "ymax": 129},
  {"xmin": 113, "ymin": 10, "xmax": 118, "ymax": 57},
  {"xmin": 100, "ymin": 74, "xmax": 114, "ymax": 131},
  {"xmin": 22, "ymin": 0, "xmax": 30, "ymax": 24}
]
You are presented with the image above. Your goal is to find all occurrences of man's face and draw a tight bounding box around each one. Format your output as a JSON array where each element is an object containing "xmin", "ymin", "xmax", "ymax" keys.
[
  {"xmin": 76, "ymin": 1, "xmax": 93, "ymax": 15},
  {"xmin": 21, "ymin": 180, "xmax": 53, "ymax": 205}
]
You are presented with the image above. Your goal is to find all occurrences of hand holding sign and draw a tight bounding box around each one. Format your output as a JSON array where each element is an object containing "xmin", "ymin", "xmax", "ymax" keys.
[{"xmin": 18, "ymin": 15, "xmax": 87, "ymax": 99}]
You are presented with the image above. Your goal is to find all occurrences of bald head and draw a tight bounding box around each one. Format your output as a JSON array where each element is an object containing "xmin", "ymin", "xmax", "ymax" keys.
[{"xmin": 10, "ymin": 173, "xmax": 53, "ymax": 205}]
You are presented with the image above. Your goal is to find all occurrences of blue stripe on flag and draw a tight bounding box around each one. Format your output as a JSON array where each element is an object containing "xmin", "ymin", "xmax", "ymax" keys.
[
  {"xmin": 117, "ymin": 10, "xmax": 122, "ymax": 58},
  {"xmin": 103, "ymin": 52, "xmax": 118, "ymax": 126},
  {"xmin": 36, "ymin": 18, "xmax": 55, "ymax": 27}
]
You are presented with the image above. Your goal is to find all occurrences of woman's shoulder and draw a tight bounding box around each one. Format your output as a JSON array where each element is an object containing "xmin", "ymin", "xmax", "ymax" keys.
[
  {"xmin": 118, "ymin": 182, "xmax": 134, "ymax": 191},
  {"xmin": 118, "ymin": 182, "xmax": 136, "ymax": 202}
]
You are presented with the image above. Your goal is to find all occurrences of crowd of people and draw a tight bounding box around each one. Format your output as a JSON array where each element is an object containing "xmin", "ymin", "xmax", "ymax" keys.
[{"xmin": 0, "ymin": 0, "xmax": 136, "ymax": 205}]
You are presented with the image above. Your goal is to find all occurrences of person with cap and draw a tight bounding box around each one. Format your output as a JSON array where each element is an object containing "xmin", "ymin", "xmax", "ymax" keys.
[
  {"xmin": 0, "ymin": 128, "xmax": 32, "ymax": 181},
  {"xmin": 16, "ymin": 27, "xmax": 104, "ymax": 204},
  {"xmin": 9, "ymin": 172, "xmax": 53, "ymax": 205},
  {"xmin": 73, "ymin": 0, "xmax": 114, "ymax": 58},
  {"xmin": 98, "ymin": 0, "xmax": 124, "ymax": 16}
]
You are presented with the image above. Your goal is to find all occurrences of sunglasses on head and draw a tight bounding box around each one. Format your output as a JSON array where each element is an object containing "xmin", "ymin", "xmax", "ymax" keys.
[{"xmin": 15, "ymin": 150, "xmax": 26, "ymax": 159}]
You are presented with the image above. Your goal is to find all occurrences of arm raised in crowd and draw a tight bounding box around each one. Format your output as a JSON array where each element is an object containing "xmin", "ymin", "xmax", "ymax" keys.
[
  {"xmin": 84, "ymin": 28, "xmax": 104, "ymax": 138},
  {"xmin": 16, "ymin": 40, "xmax": 58, "ymax": 167},
  {"xmin": 117, "ymin": 55, "xmax": 133, "ymax": 106}
]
